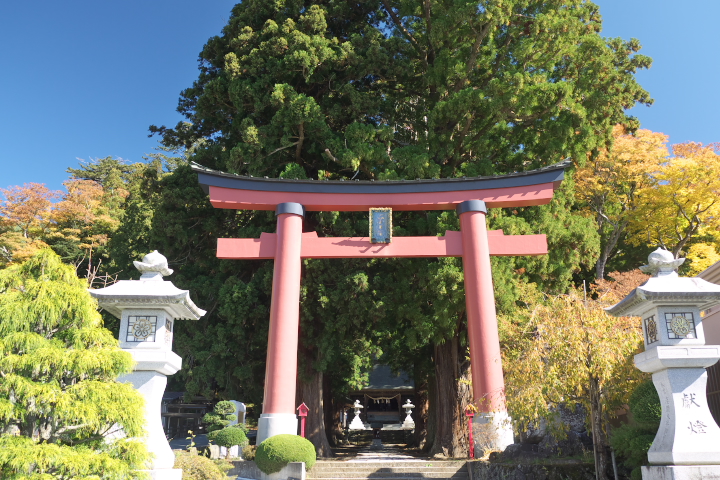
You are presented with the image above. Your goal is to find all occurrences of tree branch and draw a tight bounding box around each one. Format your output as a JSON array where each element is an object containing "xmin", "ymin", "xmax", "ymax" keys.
[
  {"xmin": 295, "ymin": 122, "xmax": 305, "ymax": 164},
  {"xmin": 453, "ymin": 23, "xmax": 491, "ymax": 94},
  {"xmin": 265, "ymin": 142, "xmax": 300, "ymax": 159},
  {"xmin": 381, "ymin": 0, "xmax": 426, "ymax": 66}
]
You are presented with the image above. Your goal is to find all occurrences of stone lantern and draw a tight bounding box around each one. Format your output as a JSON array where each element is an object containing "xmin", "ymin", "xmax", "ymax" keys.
[
  {"xmin": 606, "ymin": 248, "xmax": 720, "ymax": 479},
  {"xmin": 402, "ymin": 399, "xmax": 415, "ymax": 429},
  {"xmin": 90, "ymin": 251, "xmax": 206, "ymax": 480},
  {"xmin": 348, "ymin": 400, "xmax": 366, "ymax": 430}
]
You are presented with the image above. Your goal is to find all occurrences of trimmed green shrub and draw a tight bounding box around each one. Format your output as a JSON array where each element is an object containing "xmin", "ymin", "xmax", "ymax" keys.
[
  {"xmin": 611, "ymin": 380, "xmax": 661, "ymax": 480},
  {"xmin": 210, "ymin": 426, "xmax": 248, "ymax": 458},
  {"xmin": 174, "ymin": 451, "xmax": 226, "ymax": 480},
  {"xmin": 203, "ymin": 401, "xmax": 237, "ymax": 434},
  {"xmin": 213, "ymin": 426, "xmax": 248, "ymax": 448},
  {"xmin": 255, "ymin": 434, "xmax": 316, "ymax": 474},
  {"xmin": 242, "ymin": 445, "xmax": 257, "ymax": 461}
]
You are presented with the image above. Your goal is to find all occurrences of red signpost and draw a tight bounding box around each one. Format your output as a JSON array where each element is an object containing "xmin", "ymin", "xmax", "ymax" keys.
[
  {"xmin": 465, "ymin": 406, "xmax": 476, "ymax": 459},
  {"xmin": 297, "ymin": 403, "xmax": 309, "ymax": 438}
]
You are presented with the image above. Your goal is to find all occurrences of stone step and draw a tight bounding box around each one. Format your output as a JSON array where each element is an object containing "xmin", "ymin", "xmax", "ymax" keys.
[
  {"xmin": 311, "ymin": 464, "xmax": 467, "ymax": 470},
  {"xmin": 308, "ymin": 461, "xmax": 468, "ymax": 480},
  {"xmin": 309, "ymin": 473, "xmax": 468, "ymax": 479},
  {"xmin": 306, "ymin": 473, "xmax": 470, "ymax": 480},
  {"xmin": 312, "ymin": 461, "xmax": 467, "ymax": 468}
]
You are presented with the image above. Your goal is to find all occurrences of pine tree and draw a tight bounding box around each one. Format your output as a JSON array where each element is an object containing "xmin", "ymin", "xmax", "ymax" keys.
[{"xmin": 0, "ymin": 250, "xmax": 149, "ymax": 479}]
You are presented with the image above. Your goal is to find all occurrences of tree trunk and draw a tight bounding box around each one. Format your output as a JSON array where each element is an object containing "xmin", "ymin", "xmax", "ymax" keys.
[
  {"xmin": 428, "ymin": 335, "xmax": 471, "ymax": 457},
  {"xmin": 595, "ymin": 219, "xmax": 628, "ymax": 280},
  {"xmin": 589, "ymin": 376, "xmax": 611, "ymax": 480},
  {"xmin": 413, "ymin": 371, "xmax": 430, "ymax": 450},
  {"xmin": 296, "ymin": 365, "xmax": 334, "ymax": 457},
  {"xmin": 323, "ymin": 375, "xmax": 343, "ymax": 447},
  {"xmin": 426, "ymin": 370, "xmax": 437, "ymax": 453}
]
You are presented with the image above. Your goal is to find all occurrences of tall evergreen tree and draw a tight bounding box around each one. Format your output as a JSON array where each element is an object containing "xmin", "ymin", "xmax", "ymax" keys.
[{"xmin": 144, "ymin": 0, "xmax": 651, "ymax": 456}]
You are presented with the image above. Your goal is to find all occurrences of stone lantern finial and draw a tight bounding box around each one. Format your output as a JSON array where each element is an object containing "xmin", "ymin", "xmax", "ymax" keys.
[
  {"xmin": 133, "ymin": 250, "xmax": 173, "ymax": 279},
  {"xmin": 639, "ymin": 247, "xmax": 685, "ymax": 278}
]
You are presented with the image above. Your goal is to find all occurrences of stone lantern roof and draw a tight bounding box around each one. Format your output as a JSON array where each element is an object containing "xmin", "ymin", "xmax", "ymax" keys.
[
  {"xmin": 89, "ymin": 251, "xmax": 206, "ymax": 320},
  {"xmin": 606, "ymin": 248, "xmax": 720, "ymax": 317}
]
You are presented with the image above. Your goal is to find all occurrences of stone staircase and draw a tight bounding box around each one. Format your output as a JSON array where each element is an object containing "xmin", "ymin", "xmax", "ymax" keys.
[{"xmin": 308, "ymin": 460, "xmax": 469, "ymax": 480}]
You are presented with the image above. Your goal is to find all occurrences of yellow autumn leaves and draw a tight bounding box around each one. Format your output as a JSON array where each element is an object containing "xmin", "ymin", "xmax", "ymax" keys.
[{"xmin": 575, "ymin": 125, "xmax": 720, "ymax": 275}]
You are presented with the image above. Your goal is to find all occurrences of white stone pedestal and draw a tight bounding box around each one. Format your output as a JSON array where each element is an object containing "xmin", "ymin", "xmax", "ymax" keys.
[
  {"xmin": 256, "ymin": 413, "xmax": 298, "ymax": 445},
  {"xmin": 472, "ymin": 412, "xmax": 514, "ymax": 452},
  {"xmin": 260, "ymin": 462, "xmax": 306, "ymax": 480},
  {"xmin": 349, "ymin": 413, "xmax": 366, "ymax": 430},
  {"xmin": 635, "ymin": 346, "xmax": 720, "ymax": 466},
  {"xmin": 642, "ymin": 466, "xmax": 720, "ymax": 480},
  {"xmin": 121, "ymin": 370, "xmax": 182, "ymax": 480}
]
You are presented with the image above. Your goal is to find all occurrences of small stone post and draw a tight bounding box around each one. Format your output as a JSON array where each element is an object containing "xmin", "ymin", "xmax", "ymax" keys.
[
  {"xmin": 90, "ymin": 251, "xmax": 206, "ymax": 480},
  {"xmin": 607, "ymin": 248, "xmax": 720, "ymax": 480}
]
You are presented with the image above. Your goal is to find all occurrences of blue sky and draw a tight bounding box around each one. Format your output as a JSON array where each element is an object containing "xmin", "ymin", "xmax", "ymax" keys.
[{"xmin": 1, "ymin": 1, "xmax": 718, "ymax": 191}]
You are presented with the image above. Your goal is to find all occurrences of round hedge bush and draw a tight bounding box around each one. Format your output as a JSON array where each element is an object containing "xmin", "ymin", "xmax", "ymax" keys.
[
  {"xmin": 210, "ymin": 426, "xmax": 248, "ymax": 448},
  {"xmin": 255, "ymin": 434, "xmax": 316, "ymax": 474}
]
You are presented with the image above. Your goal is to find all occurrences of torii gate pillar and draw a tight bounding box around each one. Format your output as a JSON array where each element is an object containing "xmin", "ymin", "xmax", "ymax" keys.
[
  {"xmin": 257, "ymin": 203, "xmax": 305, "ymax": 444},
  {"xmin": 458, "ymin": 200, "xmax": 513, "ymax": 449}
]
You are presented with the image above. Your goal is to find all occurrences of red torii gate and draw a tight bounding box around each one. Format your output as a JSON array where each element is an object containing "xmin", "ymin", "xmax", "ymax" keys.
[{"xmin": 193, "ymin": 161, "xmax": 569, "ymax": 448}]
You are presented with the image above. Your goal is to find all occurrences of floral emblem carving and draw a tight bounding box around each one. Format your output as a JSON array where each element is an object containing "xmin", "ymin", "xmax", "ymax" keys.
[
  {"xmin": 671, "ymin": 316, "xmax": 691, "ymax": 337},
  {"xmin": 126, "ymin": 316, "xmax": 157, "ymax": 342},
  {"xmin": 133, "ymin": 318, "xmax": 155, "ymax": 339}
]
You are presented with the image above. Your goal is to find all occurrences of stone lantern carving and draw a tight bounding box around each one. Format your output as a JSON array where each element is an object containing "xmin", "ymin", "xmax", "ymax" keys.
[
  {"xmin": 607, "ymin": 248, "xmax": 720, "ymax": 479},
  {"xmin": 90, "ymin": 251, "xmax": 206, "ymax": 480}
]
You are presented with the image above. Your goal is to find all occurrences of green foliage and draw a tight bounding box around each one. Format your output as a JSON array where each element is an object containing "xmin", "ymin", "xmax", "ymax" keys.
[
  {"xmin": 155, "ymin": 0, "xmax": 651, "ymax": 180},
  {"xmin": 610, "ymin": 380, "xmax": 661, "ymax": 479},
  {"xmin": 203, "ymin": 401, "xmax": 248, "ymax": 458},
  {"xmin": 255, "ymin": 434, "xmax": 317, "ymax": 474},
  {"xmin": 629, "ymin": 380, "xmax": 661, "ymax": 425},
  {"xmin": 614, "ymin": 383, "xmax": 660, "ymax": 475},
  {"xmin": 174, "ymin": 451, "xmax": 226, "ymax": 480},
  {"xmin": 242, "ymin": 444, "xmax": 257, "ymax": 461},
  {"xmin": 203, "ymin": 401, "xmax": 238, "ymax": 434},
  {"xmin": 211, "ymin": 426, "xmax": 248, "ymax": 449},
  {"xmin": 0, "ymin": 249, "xmax": 149, "ymax": 478},
  {"xmin": 0, "ymin": 435, "xmax": 150, "ymax": 480}
]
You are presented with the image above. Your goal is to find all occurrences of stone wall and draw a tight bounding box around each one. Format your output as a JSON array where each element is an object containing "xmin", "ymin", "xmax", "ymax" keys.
[
  {"xmin": 468, "ymin": 462, "xmax": 596, "ymax": 480},
  {"xmin": 228, "ymin": 460, "xmax": 263, "ymax": 479}
]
